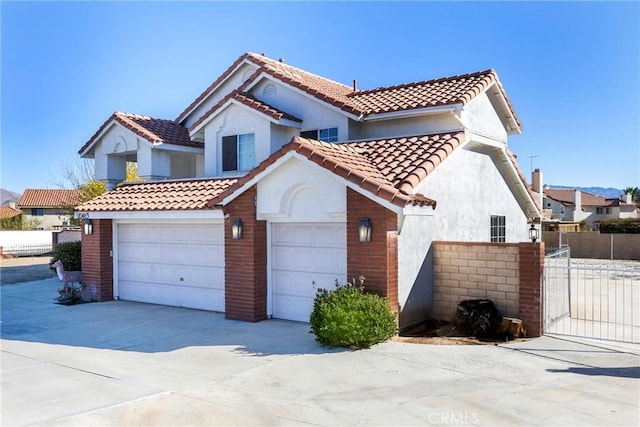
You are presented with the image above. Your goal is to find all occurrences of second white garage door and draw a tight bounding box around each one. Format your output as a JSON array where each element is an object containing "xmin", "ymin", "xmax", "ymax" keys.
[
  {"xmin": 117, "ymin": 223, "xmax": 225, "ymax": 312},
  {"xmin": 271, "ymin": 223, "xmax": 347, "ymax": 322}
]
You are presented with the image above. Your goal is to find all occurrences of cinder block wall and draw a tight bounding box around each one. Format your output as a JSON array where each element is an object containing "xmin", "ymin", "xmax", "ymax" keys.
[
  {"xmin": 543, "ymin": 231, "xmax": 639, "ymax": 260},
  {"xmin": 433, "ymin": 241, "xmax": 544, "ymax": 337}
]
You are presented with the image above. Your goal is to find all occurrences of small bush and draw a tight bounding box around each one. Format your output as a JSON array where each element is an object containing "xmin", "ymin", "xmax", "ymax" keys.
[
  {"xmin": 310, "ymin": 277, "xmax": 397, "ymax": 349},
  {"xmin": 50, "ymin": 241, "xmax": 82, "ymax": 272}
]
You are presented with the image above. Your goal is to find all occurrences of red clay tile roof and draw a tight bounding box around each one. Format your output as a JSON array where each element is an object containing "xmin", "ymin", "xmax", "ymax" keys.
[
  {"xmin": 189, "ymin": 90, "xmax": 302, "ymax": 133},
  {"xmin": 207, "ymin": 132, "xmax": 469, "ymax": 209},
  {"xmin": 79, "ymin": 112, "xmax": 201, "ymax": 155},
  {"xmin": 75, "ymin": 179, "xmax": 237, "ymax": 212},
  {"xmin": 177, "ymin": 52, "xmax": 355, "ymax": 123},
  {"xmin": 178, "ymin": 52, "xmax": 520, "ymax": 128},
  {"xmin": 348, "ymin": 70, "xmax": 516, "ymax": 118},
  {"xmin": 0, "ymin": 206, "xmax": 21, "ymax": 219},
  {"xmin": 18, "ymin": 189, "xmax": 82, "ymax": 208},
  {"xmin": 545, "ymin": 189, "xmax": 633, "ymax": 208}
]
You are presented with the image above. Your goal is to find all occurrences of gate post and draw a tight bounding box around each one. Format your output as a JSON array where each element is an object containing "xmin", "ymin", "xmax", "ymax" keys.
[{"xmin": 518, "ymin": 242, "xmax": 545, "ymax": 337}]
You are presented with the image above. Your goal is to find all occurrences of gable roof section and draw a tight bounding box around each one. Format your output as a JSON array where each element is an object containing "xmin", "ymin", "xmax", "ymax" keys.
[
  {"xmin": 79, "ymin": 112, "xmax": 201, "ymax": 156},
  {"xmin": 208, "ymin": 131, "xmax": 468, "ymax": 209},
  {"xmin": 189, "ymin": 90, "xmax": 302, "ymax": 134},
  {"xmin": 178, "ymin": 52, "xmax": 521, "ymax": 131},
  {"xmin": 18, "ymin": 189, "xmax": 82, "ymax": 208},
  {"xmin": 75, "ymin": 179, "xmax": 237, "ymax": 212},
  {"xmin": 177, "ymin": 52, "xmax": 355, "ymax": 123},
  {"xmin": 0, "ymin": 206, "xmax": 22, "ymax": 219}
]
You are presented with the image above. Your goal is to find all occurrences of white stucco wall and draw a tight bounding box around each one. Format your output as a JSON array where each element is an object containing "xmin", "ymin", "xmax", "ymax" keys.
[
  {"xmin": 397, "ymin": 144, "xmax": 530, "ymax": 326},
  {"xmin": 251, "ymin": 79, "xmax": 349, "ymax": 141},
  {"xmin": 20, "ymin": 209, "xmax": 72, "ymax": 230},
  {"xmin": 203, "ymin": 104, "xmax": 271, "ymax": 176},
  {"xmin": 270, "ymin": 123, "xmax": 299, "ymax": 153},
  {"xmin": 94, "ymin": 126, "xmax": 137, "ymax": 184},
  {"xmin": 460, "ymin": 91, "xmax": 508, "ymax": 142},
  {"xmin": 182, "ymin": 62, "xmax": 259, "ymax": 128},
  {"xmin": 349, "ymin": 113, "xmax": 460, "ymax": 141},
  {"xmin": 256, "ymin": 157, "xmax": 346, "ymax": 222}
]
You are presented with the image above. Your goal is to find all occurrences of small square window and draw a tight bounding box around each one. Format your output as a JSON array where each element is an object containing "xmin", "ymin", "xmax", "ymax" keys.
[
  {"xmin": 31, "ymin": 208, "xmax": 44, "ymax": 216},
  {"xmin": 490, "ymin": 215, "xmax": 506, "ymax": 242}
]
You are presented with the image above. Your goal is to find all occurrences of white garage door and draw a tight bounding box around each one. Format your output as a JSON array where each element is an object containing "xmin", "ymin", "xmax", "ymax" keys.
[
  {"xmin": 271, "ymin": 223, "xmax": 346, "ymax": 322},
  {"xmin": 117, "ymin": 223, "xmax": 225, "ymax": 312}
]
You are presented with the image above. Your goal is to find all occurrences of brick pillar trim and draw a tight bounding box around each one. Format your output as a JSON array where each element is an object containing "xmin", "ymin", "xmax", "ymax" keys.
[
  {"xmin": 81, "ymin": 219, "xmax": 113, "ymax": 301},
  {"xmin": 518, "ymin": 242, "xmax": 545, "ymax": 337},
  {"xmin": 346, "ymin": 188, "xmax": 398, "ymax": 311},
  {"xmin": 224, "ymin": 186, "xmax": 267, "ymax": 322}
]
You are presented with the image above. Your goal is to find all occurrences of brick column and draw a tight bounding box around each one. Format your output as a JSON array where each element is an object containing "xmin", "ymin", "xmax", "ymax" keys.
[
  {"xmin": 518, "ymin": 242, "xmax": 545, "ymax": 337},
  {"xmin": 346, "ymin": 188, "xmax": 398, "ymax": 311},
  {"xmin": 81, "ymin": 219, "xmax": 113, "ymax": 301},
  {"xmin": 224, "ymin": 186, "xmax": 267, "ymax": 322}
]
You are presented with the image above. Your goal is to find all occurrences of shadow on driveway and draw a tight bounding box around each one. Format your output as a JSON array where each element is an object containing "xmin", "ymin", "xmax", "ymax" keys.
[
  {"xmin": 1, "ymin": 278, "xmax": 342, "ymax": 357},
  {"xmin": 547, "ymin": 366, "xmax": 640, "ymax": 379}
]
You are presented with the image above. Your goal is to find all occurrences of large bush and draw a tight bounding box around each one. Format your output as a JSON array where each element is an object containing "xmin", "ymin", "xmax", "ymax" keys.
[
  {"xmin": 50, "ymin": 241, "xmax": 82, "ymax": 272},
  {"xmin": 596, "ymin": 218, "xmax": 640, "ymax": 234},
  {"xmin": 310, "ymin": 277, "xmax": 397, "ymax": 349}
]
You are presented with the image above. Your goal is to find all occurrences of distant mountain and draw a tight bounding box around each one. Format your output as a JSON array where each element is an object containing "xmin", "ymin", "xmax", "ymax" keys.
[
  {"xmin": 0, "ymin": 188, "xmax": 22, "ymax": 207},
  {"xmin": 548, "ymin": 186, "xmax": 624, "ymax": 199}
]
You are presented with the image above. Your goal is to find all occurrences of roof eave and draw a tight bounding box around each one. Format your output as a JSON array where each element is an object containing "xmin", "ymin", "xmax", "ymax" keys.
[{"xmin": 363, "ymin": 104, "xmax": 463, "ymax": 122}]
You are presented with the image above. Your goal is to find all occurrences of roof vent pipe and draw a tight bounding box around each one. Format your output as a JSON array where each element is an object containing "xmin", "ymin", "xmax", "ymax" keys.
[
  {"xmin": 278, "ymin": 58, "xmax": 285, "ymax": 63},
  {"xmin": 353, "ymin": 79, "xmax": 358, "ymax": 92}
]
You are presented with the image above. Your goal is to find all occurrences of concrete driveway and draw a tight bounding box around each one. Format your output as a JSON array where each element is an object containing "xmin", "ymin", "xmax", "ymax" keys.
[{"xmin": 1, "ymin": 277, "xmax": 639, "ymax": 426}]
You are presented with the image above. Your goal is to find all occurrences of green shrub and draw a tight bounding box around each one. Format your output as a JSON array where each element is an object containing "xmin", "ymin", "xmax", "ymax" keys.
[
  {"xmin": 310, "ymin": 277, "xmax": 397, "ymax": 349},
  {"xmin": 595, "ymin": 218, "xmax": 640, "ymax": 234},
  {"xmin": 50, "ymin": 241, "xmax": 82, "ymax": 272}
]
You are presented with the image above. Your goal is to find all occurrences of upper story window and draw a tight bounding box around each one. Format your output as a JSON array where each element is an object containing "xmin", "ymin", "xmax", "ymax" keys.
[
  {"xmin": 490, "ymin": 215, "xmax": 506, "ymax": 242},
  {"xmin": 300, "ymin": 127, "xmax": 338, "ymax": 143},
  {"xmin": 222, "ymin": 133, "xmax": 255, "ymax": 172},
  {"xmin": 596, "ymin": 207, "xmax": 603, "ymax": 214},
  {"xmin": 31, "ymin": 208, "xmax": 44, "ymax": 216}
]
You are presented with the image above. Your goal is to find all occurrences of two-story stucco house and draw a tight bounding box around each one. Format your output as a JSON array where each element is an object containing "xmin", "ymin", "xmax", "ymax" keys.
[
  {"xmin": 76, "ymin": 52, "xmax": 540, "ymax": 329},
  {"xmin": 544, "ymin": 188, "xmax": 637, "ymax": 228},
  {"xmin": 18, "ymin": 189, "xmax": 82, "ymax": 230}
]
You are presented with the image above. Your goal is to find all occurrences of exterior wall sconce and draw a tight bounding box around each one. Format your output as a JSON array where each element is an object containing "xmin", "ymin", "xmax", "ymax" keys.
[
  {"xmin": 84, "ymin": 218, "xmax": 93, "ymax": 235},
  {"xmin": 359, "ymin": 217, "xmax": 372, "ymax": 243},
  {"xmin": 232, "ymin": 218, "xmax": 244, "ymax": 240},
  {"xmin": 529, "ymin": 223, "xmax": 539, "ymax": 243}
]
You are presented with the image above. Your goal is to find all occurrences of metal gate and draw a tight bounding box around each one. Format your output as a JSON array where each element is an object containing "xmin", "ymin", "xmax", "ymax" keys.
[{"xmin": 544, "ymin": 247, "xmax": 640, "ymax": 343}]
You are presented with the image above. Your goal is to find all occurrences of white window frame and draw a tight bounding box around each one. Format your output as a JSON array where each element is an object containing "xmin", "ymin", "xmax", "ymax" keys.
[{"xmin": 490, "ymin": 215, "xmax": 506, "ymax": 242}]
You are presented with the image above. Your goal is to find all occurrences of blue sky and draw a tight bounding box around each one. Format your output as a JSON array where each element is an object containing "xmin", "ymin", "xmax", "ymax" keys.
[{"xmin": 1, "ymin": 1, "xmax": 639, "ymax": 195}]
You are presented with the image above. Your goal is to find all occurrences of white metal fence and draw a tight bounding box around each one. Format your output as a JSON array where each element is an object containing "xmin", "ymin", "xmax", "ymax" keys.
[{"xmin": 544, "ymin": 248, "xmax": 640, "ymax": 343}]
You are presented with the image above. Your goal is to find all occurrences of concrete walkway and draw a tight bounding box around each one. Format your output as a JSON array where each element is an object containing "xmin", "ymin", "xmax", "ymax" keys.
[{"xmin": 1, "ymin": 278, "xmax": 639, "ymax": 426}]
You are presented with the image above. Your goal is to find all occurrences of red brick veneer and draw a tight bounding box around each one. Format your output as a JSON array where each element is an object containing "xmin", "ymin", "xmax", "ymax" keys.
[
  {"xmin": 81, "ymin": 219, "xmax": 113, "ymax": 301},
  {"xmin": 223, "ymin": 186, "xmax": 267, "ymax": 322},
  {"xmin": 518, "ymin": 242, "xmax": 545, "ymax": 337},
  {"xmin": 346, "ymin": 188, "xmax": 399, "ymax": 311}
]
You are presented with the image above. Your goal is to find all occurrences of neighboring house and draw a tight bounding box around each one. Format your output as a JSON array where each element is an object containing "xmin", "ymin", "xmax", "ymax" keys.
[
  {"xmin": 76, "ymin": 52, "xmax": 540, "ymax": 329},
  {"xmin": 544, "ymin": 188, "xmax": 636, "ymax": 228},
  {"xmin": 531, "ymin": 169, "xmax": 638, "ymax": 231},
  {"xmin": 18, "ymin": 189, "xmax": 82, "ymax": 230}
]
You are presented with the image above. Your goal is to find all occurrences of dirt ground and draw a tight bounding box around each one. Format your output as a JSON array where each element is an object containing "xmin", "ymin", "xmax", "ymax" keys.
[
  {"xmin": 397, "ymin": 319, "xmax": 531, "ymax": 346},
  {"xmin": 0, "ymin": 256, "xmax": 56, "ymax": 285}
]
